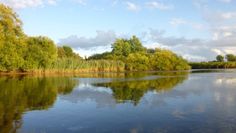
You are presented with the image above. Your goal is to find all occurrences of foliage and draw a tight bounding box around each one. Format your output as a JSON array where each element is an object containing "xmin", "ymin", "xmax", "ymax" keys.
[
  {"xmin": 125, "ymin": 48, "xmax": 190, "ymax": 71},
  {"xmin": 57, "ymin": 46, "xmax": 81, "ymax": 59},
  {"xmin": 0, "ymin": 4, "xmax": 190, "ymax": 73},
  {"xmin": 190, "ymin": 54, "xmax": 236, "ymax": 69},
  {"xmin": 23, "ymin": 36, "xmax": 57, "ymax": 70},
  {"xmin": 89, "ymin": 37, "xmax": 190, "ymax": 71},
  {"xmin": 0, "ymin": 76, "xmax": 77, "ymax": 133},
  {"xmin": 216, "ymin": 55, "xmax": 224, "ymax": 62},
  {"xmin": 111, "ymin": 36, "xmax": 146, "ymax": 59},
  {"xmin": 88, "ymin": 52, "xmax": 113, "ymax": 60},
  {"xmin": 63, "ymin": 46, "xmax": 74, "ymax": 57},
  {"xmin": 190, "ymin": 62, "xmax": 236, "ymax": 69},
  {"xmin": 225, "ymin": 54, "xmax": 236, "ymax": 62},
  {"xmin": 149, "ymin": 49, "xmax": 190, "ymax": 71},
  {"xmin": 0, "ymin": 4, "xmax": 26, "ymax": 71},
  {"xmin": 126, "ymin": 52, "xmax": 150, "ymax": 71}
]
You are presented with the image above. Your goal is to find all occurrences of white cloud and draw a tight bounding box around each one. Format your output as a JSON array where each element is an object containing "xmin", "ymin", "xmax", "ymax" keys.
[
  {"xmin": 74, "ymin": 46, "xmax": 112, "ymax": 58},
  {"xmin": 126, "ymin": 2, "xmax": 140, "ymax": 12},
  {"xmin": 182, "ymin": 54, "xmax": 207, "ymax": 61},
  {"xmin": 74, "ymin": 0, "xmax": 87, "ymax": 6},
  {"xmin": 218, "ymin": 0, "xmax": 232, "ymax": 3},
  {"xmin": 202, "ymin": 10, "xmax": 236, "ymax": 47},
  {"xmin": 203, "ymin": 11, "xmax": 236, "ymax": 24},
  {"xmin": 0, "ymin": 0, "xmax": 57, "ymax": 9},
  {"xmin": 221, "ymin": 12, "xmax": 236, "ymax": 19},
  {"xmin": 169, "ymin": 18, "xmax": 187, "ymax": 26},
  {"xmin": 144, "ymin": 27, "xmax": 236, "ymax": 61},
  {"xmin": 112, "ymin": 0, "xmax": 119, "ymax": 6},
  {"xmin": 58, "ymin": 30, "xmax": 119, "ymax": 57},
  {"xmin": 58, "ymin": 30, "xmax": 117, "ymax": 49},
  {"xmin": 145, "ymin": 1, "xmax": 173, "ymax": 10},
  {"xmin": 47, "ymin": 0, "xmax": 56, "ymax": 5},
  {"xmin": 169, "ymin": 18, "xmax": 204, "ymax": 30},
  {"xmin": 212, "ymin": 47, "xmax": 236, "ymax": 55},
  {"xmin": 58, "ymin": 1, "xmax": 236, "ymax": 61},
  {"xmin": 211, "ymin": 48, "xmax": 224, "ymax": 55}
]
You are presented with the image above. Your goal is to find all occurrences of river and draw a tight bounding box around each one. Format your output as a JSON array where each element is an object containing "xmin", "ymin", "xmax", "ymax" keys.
[{"xmin": 0, "ymin": 70, "xmax": 236, "ymax": 133}]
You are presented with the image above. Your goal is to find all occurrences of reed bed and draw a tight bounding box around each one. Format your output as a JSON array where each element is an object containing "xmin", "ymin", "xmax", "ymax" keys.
[
  {"xmin": 53, "ymin": 58, "xmax": 125, "ymax": 72},
  {"xmin": 0, "ymin": 59, "xmax": 126, "ymax": 75}
]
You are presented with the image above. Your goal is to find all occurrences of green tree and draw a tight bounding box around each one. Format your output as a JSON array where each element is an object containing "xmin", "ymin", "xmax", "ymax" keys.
[
  {"xmin": 88, "ymin": 52, "xmax": 113, "ymax": 60},
  {"xmin": 24, "ymin": 36, "xmax": 57, "ymax": 70},
  {"xmin": 150, "ymin": 49, "xmax": 190, "ymax": 71},
  {"xmin": 63, "ymin": 46, "xmax": 74, "ymax": 57},
  {"xmin": 57, "ymin": 46, "xmax": 82, "ymax": 59},
  {"xmin": 126, "ymin": 53, "xmax": 149, "ymax": 71},
  {"xmin": 129, "ymin": 36, "xmax": 146, "ymax": 52},
  {"xmin": 225, "ymin": 54, "xmax": 236, "ymax": 62},
  {"xmin": 147, "ymin": 48, "xmax": 155, "ymax": 54},
  {"xmin": 216, "ymin": 55, "xmax": 224, "ymax": 62},
  {"xmin": 57, "ymin": 47, "xmax": 66, "ymax": 58},
  {"xmin": 0, "ymin": 4, "xmax": 26, "ymax": 71},
  {"xmin": 112, "ymin": 39, "xmax": 132, "ymax": 57},
  {"xmin": 92, "ymin": 36, "xmax": 190, "ymax": 71},
  {"xmin": 111, "ymin": 36, "xmax": 145, "ymax": 59}
]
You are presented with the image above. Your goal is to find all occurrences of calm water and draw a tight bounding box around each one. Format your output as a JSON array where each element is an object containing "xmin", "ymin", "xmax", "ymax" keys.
[{"xmin": 1, "ymin": 70, "xmax": 236, "ymax": 133}]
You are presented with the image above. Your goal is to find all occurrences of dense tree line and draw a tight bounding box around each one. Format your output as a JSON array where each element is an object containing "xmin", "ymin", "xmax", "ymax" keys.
[
  {"xmin": 0, "ymin": 4, "xmax": 190, "ymax": 73},
  {"xmin": 190, "ymin": 54, "xmax": 236, "ymax": 69},
  {"xmin": 0, "ymin": 4, "xmax": 59, "ymax": 72},
  {"xmin": 216, "ymin": 54, "xmax": 236, "ymax": 62},
  {"xmin": 89, "ymin": 36, "xmax": 190, "ymax": 71},
  {"xmin": 225, "ymin": 54, "xmax": 236, "ymax": 62},
  {"xmin": 0, "ymin": 4, "xmax": 124, "ymax": 73},
  {"xmin": 190, "ymin": 62, "xmax": 236, "ymax": 69}
]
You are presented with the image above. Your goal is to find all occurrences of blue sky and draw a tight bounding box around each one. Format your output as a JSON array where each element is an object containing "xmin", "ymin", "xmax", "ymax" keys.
[{"xmin": 1, "ymin": 0, "xmax": 236, "ymax": 61}]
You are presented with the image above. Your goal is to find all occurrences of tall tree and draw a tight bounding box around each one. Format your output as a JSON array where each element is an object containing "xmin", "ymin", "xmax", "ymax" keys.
[
  {"xmin": 126, "ymin": 52, "xmax": 149, "ymax": 71},
  {"xmin": 150, "ymin": 49, "xmax": 190, "ymax": 71},
  {"xmin": 216, "ymin": 55, "xmax": 224, "ymax": 62},
  {"xmin": 129, "ymin": 36, "xmax": 145, "ymax": 52},
  {"xmin": 63, "ymin": 46, "xmax": 74, "ymax": 57},
  {"xmin": 225, "ymin": 54, "xmax": 236, "ymax": 62},
  {"xmin": 57, "ymin": 47, "xmax": 66, "ymax": 58},
  {"xmin": 0, "ymin": 4, "xmax": 26, "ymax": 71},
  {"xmin": 111, "ymin": 36, "xmax": 145, "ymax": 59},
  {"xmin": 57, "ymin": 46, "xmax": 82, "ymax": 59},
  {"xmin": 24, "ymin": 36, "xmax": 57, "ymax": 69},
  {"xmin": 112, "ymin": 39, "xmax": 131, "ymax": 57}
]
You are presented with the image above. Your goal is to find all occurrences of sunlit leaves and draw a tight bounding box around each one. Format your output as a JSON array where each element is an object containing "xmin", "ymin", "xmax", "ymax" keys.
[
  {"xmin": 0, "ymin": 4, "xmax": 25, "ymax": 71},
  {"xmin": 23, "ymin": 36, "xmax": 57, "ymax": 70}
]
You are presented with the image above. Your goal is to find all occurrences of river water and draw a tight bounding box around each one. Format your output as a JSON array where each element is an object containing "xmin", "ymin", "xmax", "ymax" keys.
[{"xmin": 0, "ymin": 70, "xmax": 236, "ymax": 133}]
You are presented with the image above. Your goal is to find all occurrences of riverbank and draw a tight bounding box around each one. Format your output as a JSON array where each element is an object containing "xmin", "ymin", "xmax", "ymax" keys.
[
  {"xmin": 2, "ymin": 67, "xmax": 236, "ymax": 78},
  {"xmin": 0, "ymin": 69, "xmax": 193, "ymax": 79},
  {"xmin": 189, "ymin": 62, "xmax": 236, "ymax": 69}
]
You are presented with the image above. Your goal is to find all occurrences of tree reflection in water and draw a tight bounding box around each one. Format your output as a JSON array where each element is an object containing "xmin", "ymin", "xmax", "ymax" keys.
[
  {"xmin": 0, "ymin": 72, "xmax": 189, "ymax": 133},
  {"xmin": 0, "ymin": 76, "xmax": 77, "ymax": 133},
  {"xmin": 93, "ymin": 72, "xmax": 188, "ymax": 105}
]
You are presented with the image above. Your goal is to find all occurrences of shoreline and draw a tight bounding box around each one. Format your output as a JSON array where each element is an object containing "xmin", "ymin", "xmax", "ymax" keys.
[{"xmin": 1, "ymin": 69, "xmax": 235, "ymax": 76}]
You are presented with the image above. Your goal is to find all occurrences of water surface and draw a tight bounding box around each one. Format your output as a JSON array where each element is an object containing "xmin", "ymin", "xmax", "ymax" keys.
[{"xmin": 0, "ymin": 70, "xmax": 236, "ymax": 133}]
